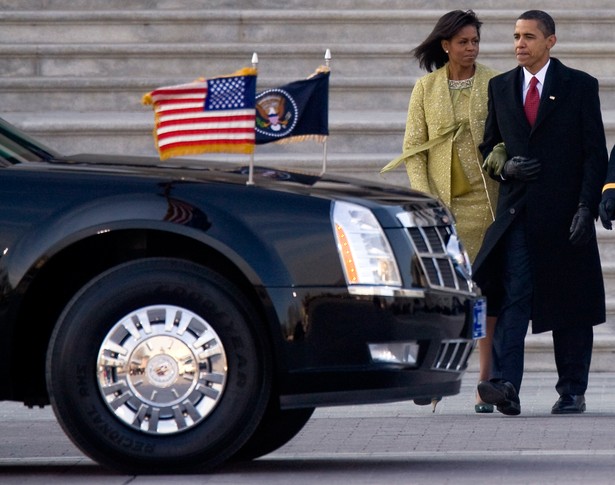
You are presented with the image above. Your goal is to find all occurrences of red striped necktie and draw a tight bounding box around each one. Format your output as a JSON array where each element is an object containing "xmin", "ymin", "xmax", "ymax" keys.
[{"xmin": 524, "ymin": 76, "xmax": 540, "ymax": 126}]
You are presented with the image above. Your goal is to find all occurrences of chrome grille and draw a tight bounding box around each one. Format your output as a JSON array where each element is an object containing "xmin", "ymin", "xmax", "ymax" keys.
[
  {"xmin": 408, "ymin": 226, "xmax": 468, "ymax": 291},
  {"xmin": 432, "ymin": 339, "xmax": 473, "ymax": 372}
]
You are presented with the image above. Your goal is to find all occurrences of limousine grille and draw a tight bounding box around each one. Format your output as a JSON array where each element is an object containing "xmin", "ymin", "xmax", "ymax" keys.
[{"xmin": 407, "ymin": 226, "xmax": 471, "ymax": 292}]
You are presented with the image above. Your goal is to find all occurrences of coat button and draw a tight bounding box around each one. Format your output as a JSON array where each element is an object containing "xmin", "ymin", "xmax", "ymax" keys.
[{"xmin": 509, "ymin": 208, "xmax": 516, "ymax": 215}]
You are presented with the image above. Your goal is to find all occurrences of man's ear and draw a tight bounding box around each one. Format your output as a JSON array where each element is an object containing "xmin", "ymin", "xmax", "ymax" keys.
[{"xmin": 547, "ymin": 34, "xmax": 557, "ymax": 50}]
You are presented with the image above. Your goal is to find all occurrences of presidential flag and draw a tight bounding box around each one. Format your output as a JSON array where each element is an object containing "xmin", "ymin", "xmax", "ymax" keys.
[
  {"xmin": 143, "ymin": 67, "xmax": 257, "ymax": 160},
  {"xmin": 255, "ymin": 68, "xmax": 329, "ymax": 145}
]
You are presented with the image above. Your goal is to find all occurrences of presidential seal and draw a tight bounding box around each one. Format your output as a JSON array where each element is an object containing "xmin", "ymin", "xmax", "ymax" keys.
[{"xmin": 255, "ymin": 88, "xmax": 298, "ymax": 139}]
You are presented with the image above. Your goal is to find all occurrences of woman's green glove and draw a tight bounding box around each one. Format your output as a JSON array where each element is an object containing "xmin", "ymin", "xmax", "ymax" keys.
[{"xmin": 482, "ymin": 142, "xmax": 507, "ymax": 176}]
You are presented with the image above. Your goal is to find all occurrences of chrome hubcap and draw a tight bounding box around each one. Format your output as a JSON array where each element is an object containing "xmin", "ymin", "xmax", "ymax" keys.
[{"xmin": 97, "ymin": 305, "xmax": 227, "ymax": 434}]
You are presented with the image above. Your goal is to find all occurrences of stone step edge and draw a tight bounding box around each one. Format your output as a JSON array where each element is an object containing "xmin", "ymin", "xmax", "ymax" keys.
[
  {"xmin": 3, "ymin": 9, "xmax": 615, "ymax": 21},
  {"xmin": 0, "ymin": 42, "xmax": 615, "ymax": 55},
  {"xmin": 7, "ymin": 109, "xmax": 615, "ymax": 131},
  {"xmin": 3, "ymin": 0, "xmax": 614, "ymax": 11},
  {"xmin": 6, "ymin": 76, "xmax": 615, "ymax": 91},
  {"xmin": 0, "ymin": 76, "xmax": 415, "ymax": 89},
  {"xmin": 2, "ymin": 111, "xmax": 406, "ymax": 133}
]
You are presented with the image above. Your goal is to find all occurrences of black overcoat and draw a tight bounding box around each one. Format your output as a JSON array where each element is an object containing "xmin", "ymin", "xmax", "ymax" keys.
[{"xmin": 473, "ymin": 58, "xmax": 608, "ymax": 333}]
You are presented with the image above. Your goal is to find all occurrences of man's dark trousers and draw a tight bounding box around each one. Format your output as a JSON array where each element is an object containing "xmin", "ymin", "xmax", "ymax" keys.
[
  {"xmin": 491, "ymin": 210, "xmax": 532, "ymax": 393},
  {"xmin": 492, "ymin": 210, "xmax": 594, "ymax": 395}
]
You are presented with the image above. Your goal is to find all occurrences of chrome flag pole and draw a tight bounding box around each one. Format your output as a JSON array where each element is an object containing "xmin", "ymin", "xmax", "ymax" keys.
[
  {"xmin": 320, "ymin": 48, "xmax": 331, "ymax": 176},
  {"xmin": 247, "ymin": 52, "xmax": 258, "ymax": 185}
]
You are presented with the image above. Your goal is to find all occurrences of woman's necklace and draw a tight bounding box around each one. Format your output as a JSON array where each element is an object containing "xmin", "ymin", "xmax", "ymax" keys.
[{"xmin": 448, "ymin": 77, "xmax": 474, "ymax": 90}]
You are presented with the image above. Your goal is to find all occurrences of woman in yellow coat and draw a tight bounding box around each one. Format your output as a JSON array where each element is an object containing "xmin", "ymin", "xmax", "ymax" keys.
[{"xmin": 382, "ymin": 10, "xmax": 499, "ymax": 412}]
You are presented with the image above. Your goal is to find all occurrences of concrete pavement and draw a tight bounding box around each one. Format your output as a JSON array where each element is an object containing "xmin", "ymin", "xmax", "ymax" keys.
[
  {"xmin": 1, "ymin": 371, "xmax": 615, "ymax": 483},
  {"xmin": 276, "ymin": 370, "xmax": 615, "ymax": 454}
]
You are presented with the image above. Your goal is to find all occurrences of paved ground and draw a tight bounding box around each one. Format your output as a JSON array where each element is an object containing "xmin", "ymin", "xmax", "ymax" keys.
[
  {"xmin": 283, "ymin": 370, "xmax": 615, "ymax": 452},
  {"xmin": 1, "ymin": 371, "xmax": 615, "ymax": 483}
]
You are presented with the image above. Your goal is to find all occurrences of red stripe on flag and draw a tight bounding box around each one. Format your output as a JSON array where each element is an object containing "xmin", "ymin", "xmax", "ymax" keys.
[
  {"xmin": 150, "ymin": 87, "xmax": 206, "ymax": 97},
  {"xmin": 156, "ymin": 108, "xmax": 205, "ymax": 117},
  {"xmin": 158, "ymin": 114, "xmax": 256, "ymax": 127},
  {"xmin": 161, "ymin": 138, "xmax": 255, "ymax": 150},
  {"xmin": 156, "ymin": 108, "xmax": 205, "ymax": 118},
  {"xmin": 157, "ymin": 127, "xmax": 255, "ymax": 141},
  {"xmin": 155, "ymin": 97, "xmax": 205, "ymax": 107}
]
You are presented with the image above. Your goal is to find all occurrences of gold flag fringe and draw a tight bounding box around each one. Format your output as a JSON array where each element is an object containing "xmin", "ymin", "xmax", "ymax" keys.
[
  {"xmin": 308, "ymin": 65, "xmax": 331, "ymax": 79},
  {"xmin": 158, "ymin": 143, "xmax": 255, "ymax": 161},
  {"xmin": 142, "ymin": 92, "xmax": 153, "ymax": 106},
  {"xmin": 272, "ymin": 134, "xmax": 328, "ymax": 145}
]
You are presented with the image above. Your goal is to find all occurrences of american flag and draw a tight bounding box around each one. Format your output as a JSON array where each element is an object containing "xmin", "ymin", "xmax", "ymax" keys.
[{"xmin": 143, "ymin": 67, "xmax": 257, "ymax": 160}]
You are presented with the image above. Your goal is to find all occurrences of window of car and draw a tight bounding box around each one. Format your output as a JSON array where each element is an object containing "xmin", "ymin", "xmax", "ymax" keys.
[{"xmin": 0, "ymin": 117, "xmax": 59, "ymax": 166}]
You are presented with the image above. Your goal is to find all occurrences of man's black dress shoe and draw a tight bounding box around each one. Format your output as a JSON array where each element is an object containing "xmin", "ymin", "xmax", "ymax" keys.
[
  {"xmin": 477, "ymin": 379, "xmax": 521, "ymax": 416},
  {"xmin": 551, "ymin": 394, "xmax": 586, "ymax": 414}
]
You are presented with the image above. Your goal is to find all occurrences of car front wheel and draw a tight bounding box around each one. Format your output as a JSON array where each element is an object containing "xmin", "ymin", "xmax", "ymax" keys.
[{"xmin": 46, "ymin": 258, "xmax": 271, "ymax": 473}]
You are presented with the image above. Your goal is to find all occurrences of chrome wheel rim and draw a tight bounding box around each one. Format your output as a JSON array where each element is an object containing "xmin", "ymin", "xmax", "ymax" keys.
[{"xmin": 97, "ymin": 305, "xmax": 227, "ymax": 435}]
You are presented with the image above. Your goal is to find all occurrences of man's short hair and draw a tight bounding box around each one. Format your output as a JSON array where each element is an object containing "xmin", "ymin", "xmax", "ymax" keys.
[{"xmin": 518, "ymin": 10, "xmax": 555, "ymax": 37}]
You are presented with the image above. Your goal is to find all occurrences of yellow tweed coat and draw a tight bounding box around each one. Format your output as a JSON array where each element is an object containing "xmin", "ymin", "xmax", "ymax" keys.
[{"xmin": 403, "ymin": 62, "xmax": 499, "ymax": 208}]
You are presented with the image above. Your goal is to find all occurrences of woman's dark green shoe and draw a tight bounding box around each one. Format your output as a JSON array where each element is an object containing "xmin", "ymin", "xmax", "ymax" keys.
[{"xmin": 474, "ymin": 402, "xmax": 494, "ymax": 413}]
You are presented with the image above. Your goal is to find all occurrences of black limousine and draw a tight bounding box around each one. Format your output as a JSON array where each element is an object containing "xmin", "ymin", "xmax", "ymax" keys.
[{"xmin": 0, "ymin": 117, "xmax": 482, "ymax": 473}]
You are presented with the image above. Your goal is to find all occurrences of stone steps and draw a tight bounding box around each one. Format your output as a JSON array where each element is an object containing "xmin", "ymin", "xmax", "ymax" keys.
[
  {"xmin": 2, "ymin": 0, "xmax": 615, "ymax": 8},
  {"xmin": 3, "ymin": 9, "xmax": 615, "ymax": 45},
  {"xmin": 6, "ymin": 74, "xmax": 615, "ymax": 112},
  {"xmin": 0, "ymin": 76, "xmax": 414, "ymax": 112},
  {"xmin": 4, "ymin": 42, "xmax": 615, "ymax": 78}
]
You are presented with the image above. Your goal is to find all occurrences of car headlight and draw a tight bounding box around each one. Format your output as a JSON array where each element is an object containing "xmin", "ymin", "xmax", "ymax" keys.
[{"xmin": 332, "ymin": 201, "xmax": 402, "ymax": 287}]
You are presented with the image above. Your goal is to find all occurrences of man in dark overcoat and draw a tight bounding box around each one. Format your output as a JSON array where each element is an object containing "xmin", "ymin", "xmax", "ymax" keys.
[{"xmin": 474, "ymin": 10, "xmax": 608, "ymax": 415}]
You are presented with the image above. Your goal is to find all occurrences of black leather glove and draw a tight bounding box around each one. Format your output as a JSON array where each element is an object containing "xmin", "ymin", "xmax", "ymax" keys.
[
  {"xmin": 501, "ymin": 156, "xmax": 541, "ymax": 181},
  {"xmin": 569, "ymin": 204, "xmax": 595, "ymax": 246},
  {"xmin": 599, "ymin": 195, "xmax": 615, "ymax": 230}
]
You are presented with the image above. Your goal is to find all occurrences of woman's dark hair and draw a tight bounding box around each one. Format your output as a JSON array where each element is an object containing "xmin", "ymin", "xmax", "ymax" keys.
[{"xmin": 413, "ymin": 10, "xmax": 482, "ymax": 73}]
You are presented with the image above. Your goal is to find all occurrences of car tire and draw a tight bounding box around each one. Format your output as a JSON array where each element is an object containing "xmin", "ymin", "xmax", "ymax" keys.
[
  {"xmin": 46, "ymin": 257, "xmax": 271, "ymax": 473},
  {"xmin": 232, "ymin": 400, "xmax": 315, "ymax": 461}
]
